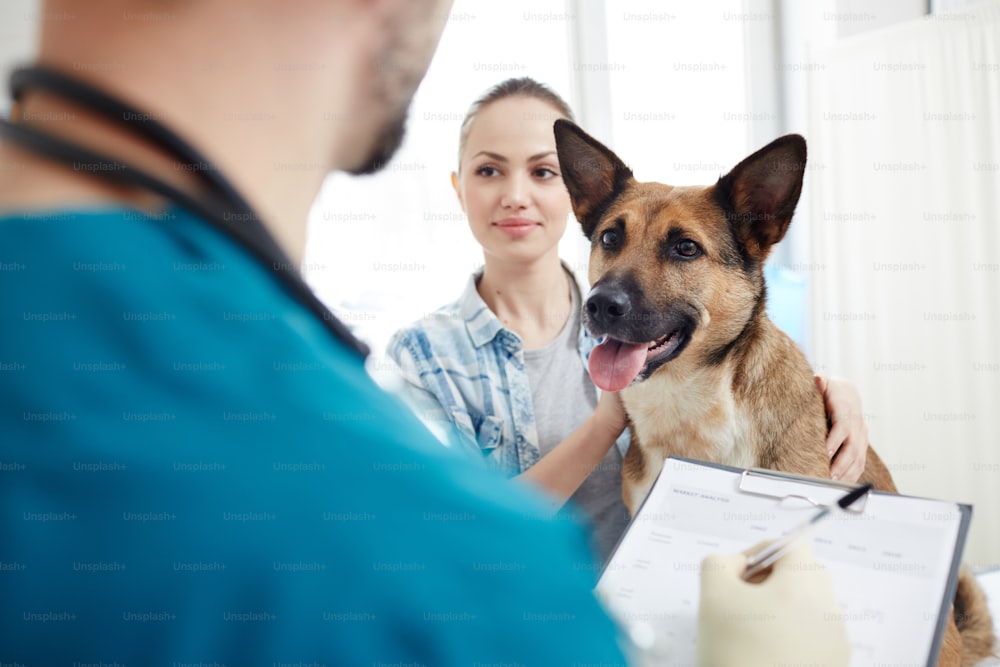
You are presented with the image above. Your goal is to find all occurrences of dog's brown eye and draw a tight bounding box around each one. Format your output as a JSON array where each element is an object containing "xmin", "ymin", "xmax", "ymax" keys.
[
  {"xmin": 676, "ymin": 240, "xmax": 701, "ymax": 258},
  {"xmin": 600, "ymin": 229, "xmax": 622, "ymax": 250}
]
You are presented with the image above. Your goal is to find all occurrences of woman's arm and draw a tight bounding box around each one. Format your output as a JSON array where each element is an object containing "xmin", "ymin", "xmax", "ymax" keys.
[
  {"xmin": 391, "ymin": 337, "xmax": 867, "ymax": 502},
  {"xmin": 389, "ymin": 340, "xmax": 620, "ymax": 510},
  {"xmin": 523, "ymin": 373, "xmax": 873, "ymax": 507},
  {"xmin": 516, "ymin": 390, "xmax": 627, "ymax": 512},
  {"xmin": 388, "ymin": 326, "xmax": 629, "ymax": 512},
  {"xmin": 523, "ymin": 374, "xmax": 872, "ymax": 507}
]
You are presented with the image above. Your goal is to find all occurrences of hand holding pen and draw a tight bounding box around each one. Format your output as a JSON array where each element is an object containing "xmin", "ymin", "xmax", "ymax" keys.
[
  {"xmin": 695, "ymin": 486, "xmax": 871, "ymax": 667},
  {"xmin": 742, "ymin": 482, "xmax": 874, "ymax": 581}
]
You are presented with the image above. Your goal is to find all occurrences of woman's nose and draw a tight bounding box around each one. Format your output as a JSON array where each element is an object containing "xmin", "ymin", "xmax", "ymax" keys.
[{"xmin": 500, "ymin": 172, "xmax": 530, "ymax": 209}]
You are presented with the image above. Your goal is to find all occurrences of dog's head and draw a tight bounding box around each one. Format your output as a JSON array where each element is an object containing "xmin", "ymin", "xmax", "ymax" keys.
[{"xmin": 553, "ymin": 120, "xmax": 806, "ymax": 392}]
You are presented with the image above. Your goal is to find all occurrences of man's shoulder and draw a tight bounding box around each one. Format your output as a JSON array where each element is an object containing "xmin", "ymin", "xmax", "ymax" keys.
[
  {"xmin": 0, "ymin": 209, "xmax": 627, "ymax": 663},
  {"xmin": 0, "ymin": 204, "xmax": 382, "ymax": 441}
]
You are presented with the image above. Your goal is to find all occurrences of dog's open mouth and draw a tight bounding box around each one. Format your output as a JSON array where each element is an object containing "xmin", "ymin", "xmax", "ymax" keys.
[{"xmin": 589, "ymin": 328, "xmax": 689, "ymax": 392}]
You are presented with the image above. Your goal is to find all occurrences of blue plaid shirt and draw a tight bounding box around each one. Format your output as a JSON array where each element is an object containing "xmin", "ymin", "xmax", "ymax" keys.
[{"xmin": 386, "ymin": 266, "xmax": 630, "ymax": 476}]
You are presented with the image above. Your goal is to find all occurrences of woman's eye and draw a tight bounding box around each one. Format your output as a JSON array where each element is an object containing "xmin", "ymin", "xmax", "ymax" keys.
[
  {"xmin": 676, "ymin": 240, "xmax": 701, "ymax": 258},
  {"xmin": 475, "ymin": 165, "xmax": 500, "ymax": 177},
  {"xmin": 534, "ymin": 167, "xmax": 558, "ymax": 179},
  {"xmin": 600, "ymin": 229, "xmax": 621, "ymax": 250}
]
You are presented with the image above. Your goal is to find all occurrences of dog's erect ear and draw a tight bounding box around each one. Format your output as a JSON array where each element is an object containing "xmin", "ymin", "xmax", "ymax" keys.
[
  {"xmin": 554, "ymin": 119, "xmax": 633, "ymax": 239},
  {"xmin": 714, "ymin": 134, "xmax": 807, "ymax": 262}
]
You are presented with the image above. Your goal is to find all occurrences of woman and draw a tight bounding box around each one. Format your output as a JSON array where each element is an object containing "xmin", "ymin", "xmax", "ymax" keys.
[{"xmin": 387, "ymin": 77, "xmax": 868, "ymax": 562}]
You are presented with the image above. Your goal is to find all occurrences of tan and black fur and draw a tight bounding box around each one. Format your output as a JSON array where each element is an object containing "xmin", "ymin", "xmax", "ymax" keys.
[{"xmin": 553, "ymin": 119, "xmax": 994, "ymax": 667}]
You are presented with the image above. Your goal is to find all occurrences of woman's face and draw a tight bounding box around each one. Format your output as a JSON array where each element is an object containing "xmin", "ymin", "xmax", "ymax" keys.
[{"xmin": 453, "ymin": 96, "xmax": 572, "ymax": 267}]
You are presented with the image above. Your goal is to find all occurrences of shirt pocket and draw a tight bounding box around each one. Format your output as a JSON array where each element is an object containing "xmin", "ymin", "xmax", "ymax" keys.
[
  {"xmin": 474, "ymin": 414, "xmax": 504, "ymax": 453},
  {"xmin": 476, "ymin": 414, "xmax": 514, "ymax": 473},
  {"xmin": 448, "ymin": 408, "xmax": 505, "ymax": 456}
]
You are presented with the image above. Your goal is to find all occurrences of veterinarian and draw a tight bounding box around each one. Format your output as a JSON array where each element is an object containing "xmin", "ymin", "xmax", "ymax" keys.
[
  {"xmin": 388, "ymin": 77, "xmax": 871, "ymax": 561},
  {"xmin": 1, "ymin": 2, "xmax": 849, "ymax": 665}
]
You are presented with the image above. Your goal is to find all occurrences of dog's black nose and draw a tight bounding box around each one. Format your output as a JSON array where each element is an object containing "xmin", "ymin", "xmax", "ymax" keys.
[{"xmin": 586, "ymin": 285, "xmax": 631, "ymax": 328}]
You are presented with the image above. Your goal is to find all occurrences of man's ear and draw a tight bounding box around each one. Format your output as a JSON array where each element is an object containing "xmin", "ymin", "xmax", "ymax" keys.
[
  {"xmin": 450, "ymin": 171, "xmax": 465, "ymax": 213},
  {"xmin": 553, "ymin": 119, "xmax": 633, "ymax": 239},
  {"xmin": 713, "ymin": 134, "xmax": 807, "ymax": 263}
]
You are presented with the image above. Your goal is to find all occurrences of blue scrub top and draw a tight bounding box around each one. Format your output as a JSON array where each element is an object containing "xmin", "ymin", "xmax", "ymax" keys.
[{"xmin": 0, "ymin": 207, "xmax": 629, "ymax": 666}]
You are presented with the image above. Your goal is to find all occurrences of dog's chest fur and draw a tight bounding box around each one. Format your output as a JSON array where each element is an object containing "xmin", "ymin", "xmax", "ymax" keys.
[{"xmin": 623, "ymin": 364, "xmax": 757, "ymax": 470}]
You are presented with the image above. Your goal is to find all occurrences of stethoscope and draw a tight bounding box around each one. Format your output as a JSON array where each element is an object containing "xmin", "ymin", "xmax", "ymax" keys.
[{"xmin": 0, "ymin": 65, "xmax": 369, "ymax": 359}]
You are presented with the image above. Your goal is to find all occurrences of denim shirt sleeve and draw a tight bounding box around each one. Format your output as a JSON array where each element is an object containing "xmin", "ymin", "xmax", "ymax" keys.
[
  {"xmin": 385, "ymin": 328, "xmax": 500, "ymax": 466},
  {"xmin": 386, "ymin": 329, "xmax": 482, "ymax": 459}
]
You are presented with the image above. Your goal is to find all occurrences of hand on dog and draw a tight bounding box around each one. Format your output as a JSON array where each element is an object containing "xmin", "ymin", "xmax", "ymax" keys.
[
  {"xmin": 817, "ymin": 375, "xmax": 869, "ymax": 482},
  {"xmin": 697, "ymin": 540, "xmax": 850, "ymax": 667},
  {"xmin": 594, "ymin": 389, "xmax": 627, "ymax": 440}
]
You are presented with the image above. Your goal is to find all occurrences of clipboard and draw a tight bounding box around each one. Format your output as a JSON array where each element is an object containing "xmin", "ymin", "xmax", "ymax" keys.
[{"xmin": 597, "ymin": 456, "xmax": 972, "ymax": 667}]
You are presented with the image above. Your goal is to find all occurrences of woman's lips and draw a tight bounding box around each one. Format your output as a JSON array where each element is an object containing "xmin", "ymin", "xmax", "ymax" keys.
[{"xmin": 493, "ymin": 217, "xmax": 540, "ymax": 238}]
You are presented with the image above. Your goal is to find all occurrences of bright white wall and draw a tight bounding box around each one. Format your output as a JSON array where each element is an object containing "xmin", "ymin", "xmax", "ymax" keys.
[
  {"xmin": 0, "ymin": 0, "xmax": 37, "ymax": 114},
  {"xmin": 804, "ymin": 0, "xmax": 1000, "ymax": 567},
  {"xmin": 602, "ymin": 0, "xmax": 749, "ymax": 185},
  {"xmin": 776, "ymin": 0, "xmax": 928, "ymax": 349}
]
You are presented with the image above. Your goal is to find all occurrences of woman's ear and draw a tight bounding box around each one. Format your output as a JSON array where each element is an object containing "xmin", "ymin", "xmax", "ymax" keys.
[{"xmin": 451, "ymin": 171, "xmax": 465, "ymax": 212}]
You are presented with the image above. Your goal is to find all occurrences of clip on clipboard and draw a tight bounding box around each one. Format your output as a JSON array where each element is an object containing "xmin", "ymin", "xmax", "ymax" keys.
[{"xmin": 737, "ymin": 467, "xmax": 871, "ymax": 513}]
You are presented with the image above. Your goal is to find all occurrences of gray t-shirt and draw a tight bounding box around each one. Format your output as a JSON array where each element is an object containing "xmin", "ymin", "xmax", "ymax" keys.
[{"xmin": 523, "ymin": 278, "xmax": 630, "ymax": 564}]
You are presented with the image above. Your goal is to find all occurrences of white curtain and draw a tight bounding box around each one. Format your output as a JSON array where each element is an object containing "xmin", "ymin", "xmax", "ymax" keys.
[{"xmin": 807, "ymin": 1, "xmax": 1000, "ymax": 566}]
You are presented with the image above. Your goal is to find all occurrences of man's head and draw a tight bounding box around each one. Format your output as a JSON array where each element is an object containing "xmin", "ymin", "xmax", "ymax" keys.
[
  {"xmin": 34, "ymin": 0, "xmax": 452, "ymax": 170},
  {"xmin": 14, "ymin": 0, "xmax": 454, "ymax": 259},
  {"xmin": 343, "ymin": 0, "xmax": 454, "ymax": 175}
]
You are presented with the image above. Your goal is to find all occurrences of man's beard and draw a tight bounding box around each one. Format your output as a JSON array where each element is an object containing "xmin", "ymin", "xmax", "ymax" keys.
[
  {"xmin": 347, "ymin": 106, "xmax": 408, "ymax": 176},
  {"xmin": 345, "ymin": 4, "xmax": 436, "ymax": 177}
]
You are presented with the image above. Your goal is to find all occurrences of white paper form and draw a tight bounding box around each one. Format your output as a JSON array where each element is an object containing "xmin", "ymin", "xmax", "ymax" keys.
[{"xmin": 597, "ymin": 457, "xmax": 969, "ymax": 667}]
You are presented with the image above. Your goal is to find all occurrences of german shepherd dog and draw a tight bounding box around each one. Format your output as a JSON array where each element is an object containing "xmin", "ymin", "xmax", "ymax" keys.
[{"xmin": 552, "ymin": 119, "xmax": 994, "ymax": 666}]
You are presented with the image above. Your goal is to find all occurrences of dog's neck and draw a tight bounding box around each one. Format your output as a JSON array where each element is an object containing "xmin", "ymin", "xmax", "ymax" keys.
[
  {"xmin": 624, "ymin": 362, "xmax": 749, "ymax": 468},
  {"xmin": 621, "ymin": 314, "xmax": 780, "ymax": 469}
]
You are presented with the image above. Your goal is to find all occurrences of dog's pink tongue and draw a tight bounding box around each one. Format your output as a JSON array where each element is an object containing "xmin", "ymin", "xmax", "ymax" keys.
[{"xmin": 589, "ymin": 339, "xmax": 648, "ymax": 392}]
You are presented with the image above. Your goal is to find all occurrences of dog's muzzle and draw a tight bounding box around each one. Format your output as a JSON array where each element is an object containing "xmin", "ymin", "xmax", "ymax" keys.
[{"xmin": 583, "ymin": 280, "xmax": 698, "ymax": 392}]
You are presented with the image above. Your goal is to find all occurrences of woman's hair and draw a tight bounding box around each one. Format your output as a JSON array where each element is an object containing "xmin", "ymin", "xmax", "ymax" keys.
[{"xmin": 456, "ymin": 77, "xmax": 575, "ymax": 171}]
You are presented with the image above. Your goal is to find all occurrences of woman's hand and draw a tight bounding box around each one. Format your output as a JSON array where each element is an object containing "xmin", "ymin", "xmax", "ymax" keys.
[
  {"xmin": 816, "ymin": 375, "xmax": 869, "ymax": 482},
  {"xmin": 593, "ymin": 389, "xmax": 627, "ymax": 440}
]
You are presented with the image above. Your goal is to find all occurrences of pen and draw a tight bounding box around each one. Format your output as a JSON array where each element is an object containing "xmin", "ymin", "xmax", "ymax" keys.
[{"xmin": 741, "ymin": 482, "xmax": 874, "ymax": 581}]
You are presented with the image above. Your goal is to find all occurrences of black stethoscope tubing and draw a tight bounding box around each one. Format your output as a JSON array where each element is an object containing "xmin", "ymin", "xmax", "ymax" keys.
[{"xmin": 0, "ymin": 66, "xmax": 369, "ymax": 359}]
